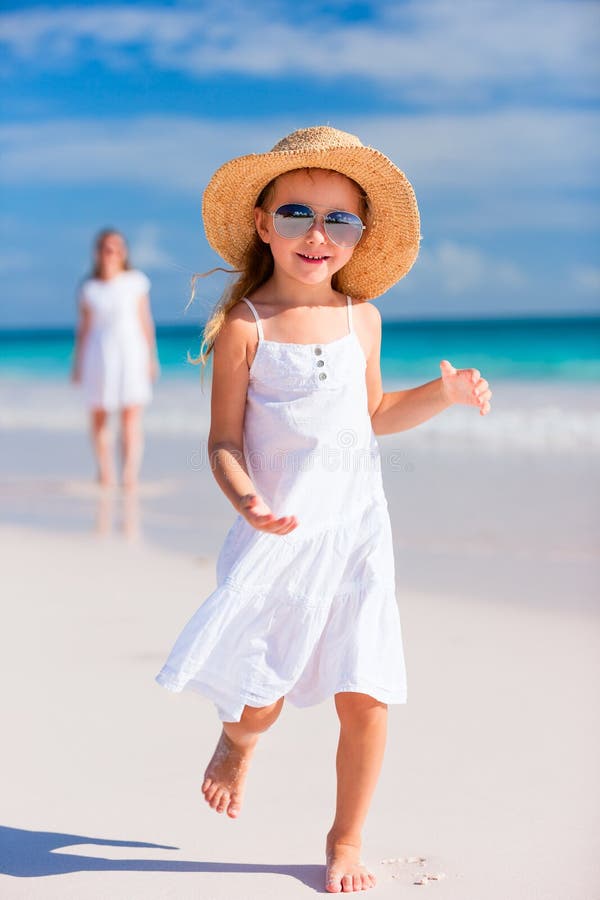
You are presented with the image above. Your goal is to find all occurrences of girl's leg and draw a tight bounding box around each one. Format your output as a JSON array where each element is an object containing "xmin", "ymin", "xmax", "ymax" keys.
[
  {"xmin": 202, "ymin": 698, "xmax": 284, "ymax": 819},
  {"xmin": 119, "ymin": 404, "xmax": 144, "ymax": 489},
  {"xmin": 326, "ymin": 692, "xmax": 388, "ymax": 893},
  {"xmin": 90, "ymin": 408, "xmax": 115, "ymax": 486}
]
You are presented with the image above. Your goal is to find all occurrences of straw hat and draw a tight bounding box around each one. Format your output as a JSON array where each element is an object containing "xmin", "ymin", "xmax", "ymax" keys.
[{"xmin": 202, "ymin": 125, "xmax": 421, "ymax": 300}]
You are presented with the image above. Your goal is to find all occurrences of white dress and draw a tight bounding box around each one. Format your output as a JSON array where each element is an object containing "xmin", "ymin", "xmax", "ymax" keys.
[
  {"xmin": 155, "ymin": 296, "xmax": 407, "ymax": 722},
  {"xmin": 79, "ymin": 269, "xmax": 152, "ymax": 411}
]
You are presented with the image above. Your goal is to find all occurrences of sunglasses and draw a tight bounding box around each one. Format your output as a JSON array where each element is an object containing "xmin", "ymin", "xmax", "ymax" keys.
[{"xmin": 268, "ymin": 203, "xmax": 366, "ymax": 248}]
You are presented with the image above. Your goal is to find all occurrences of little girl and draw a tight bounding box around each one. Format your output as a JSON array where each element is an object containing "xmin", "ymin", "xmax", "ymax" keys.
[{"xmin": 156, "ymin": 125, "xmax": 492, "ymax": 894}]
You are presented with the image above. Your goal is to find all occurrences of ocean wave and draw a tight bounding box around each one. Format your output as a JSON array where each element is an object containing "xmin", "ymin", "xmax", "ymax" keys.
[{"xmin": 1, "ymin": 378, "xmax": 598, "ymax": 454}]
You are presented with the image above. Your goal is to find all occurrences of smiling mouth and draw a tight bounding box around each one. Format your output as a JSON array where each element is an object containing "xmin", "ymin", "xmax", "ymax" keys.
[{"xmin": 297, "ymin": 253, "xmax": 330, "ymax": 262}]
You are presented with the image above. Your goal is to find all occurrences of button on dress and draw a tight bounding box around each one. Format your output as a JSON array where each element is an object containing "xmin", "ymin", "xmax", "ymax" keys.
[
  {"xmin": 78, "ymin": 269, "xmax": 152, "ymax": 411},
  {"xmin": 155, "ymin": 295, "xmax": 407, "ymax": 722}
]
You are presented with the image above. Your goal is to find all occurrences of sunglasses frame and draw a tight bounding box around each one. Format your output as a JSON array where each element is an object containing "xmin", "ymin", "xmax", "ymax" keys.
[{"xmin": 267, "ymin": 203, "xmax": 366, "ymax": 248}]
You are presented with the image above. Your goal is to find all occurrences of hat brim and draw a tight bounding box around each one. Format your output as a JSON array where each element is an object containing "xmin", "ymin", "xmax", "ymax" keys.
[{"xmin": 202, "ymin": 144, "xmax": 421, "ymax": 300}]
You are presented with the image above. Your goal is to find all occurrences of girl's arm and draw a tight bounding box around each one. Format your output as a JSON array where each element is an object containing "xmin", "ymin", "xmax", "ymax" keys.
[
  {"xmin": 207, "ymin": 307, "xmax": 297, "ymax": 534},
  {"xmin": 207, "ymin": 313, "xmax": 257, "ymax": 509},
  {"xmin": 363, "ymin": 305, "xmax": 491, "ymax": 437},
  {"xmin": 372, "ymin": 377, "xmax": 454, "ymax": 436},
  {"xmin": 70, "ymin": 298, "xmax": 92, "ymax": 383},
  {"xmin": 138, "ymin": 292, "xmax": 160, "ymax": 381}
]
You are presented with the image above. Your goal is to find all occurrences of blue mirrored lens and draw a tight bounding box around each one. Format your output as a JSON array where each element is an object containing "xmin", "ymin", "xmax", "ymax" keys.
[
  {"xmin": 325, "ymin": 210, "xmax": 363, "ymax": 227},
  {"xmin": 324, "ymin": 210, "xmax": 364, "ymax": 247},
  {"xmin": 276, "ymin": 204, "xmax": 313, "ymax": 220},
  {"xmin": 272, "ymin": 204, "xmax": 314, "ymax": 238}
]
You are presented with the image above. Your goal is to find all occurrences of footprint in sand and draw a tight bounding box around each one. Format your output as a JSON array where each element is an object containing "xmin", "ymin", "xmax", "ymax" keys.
[
  {"xmin": 380, "ymin": 856, "xmax": 447, "ymax": 885},
  {"xmin": 413, "ymin": 873, "xmax": 447, "ymax": 884}
]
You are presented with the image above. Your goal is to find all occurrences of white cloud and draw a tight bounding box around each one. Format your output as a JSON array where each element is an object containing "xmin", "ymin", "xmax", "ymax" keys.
[
  {"xmin": 0, "ymin": 116, "xmax": 260, "ymax": 192},
  {"xmin": 0, "ymin": 109, "xmax": 595, "ymax": 195},
  {"xmin": 0, "ymin": 110, "xmax": 597, "ymax": 234},
  {"xmin": 129, "ymin": 223, "xmax": 175, "ymax": 272},
  {"xmin": 0, "ymin": 1, "xmax": 598, "ymax": 104},
  {"xmin": 358, "ymin": 110, "xmax": 599, "ymax": 192},
  {"xmin": 416, "ymin": 240, "xmax": 527, "ymax": 295},
  {"xmin": 571, "ymin": 265, "xmax": 600, "ymax": 294}
]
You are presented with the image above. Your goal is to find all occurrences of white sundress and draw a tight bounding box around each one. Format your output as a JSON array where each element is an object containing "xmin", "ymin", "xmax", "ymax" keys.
[
  {"xmin": 155, "ymin": 295, "xmax": 407, "ymax": 722},
  {"xmin": 78, "ymin": 269, "xmax": 153, "ymax": 412}
]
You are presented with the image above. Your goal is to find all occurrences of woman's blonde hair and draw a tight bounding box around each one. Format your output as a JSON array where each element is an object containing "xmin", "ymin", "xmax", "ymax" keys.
[
  {"xmin": 90, "ymin": 228, "xmax": 131, "ymax": 279},
  {"xmin": 188, "ymin": 168, "xmax": 369, "ymax": 388}
]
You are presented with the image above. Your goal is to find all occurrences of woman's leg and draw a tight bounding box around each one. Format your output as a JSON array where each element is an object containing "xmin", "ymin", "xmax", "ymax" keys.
[
  {"xmin": 326, "ymin": 692, "xmax": 388, "ymax": 893},
  {"xmin": 202, "ymin": 698, "xmax": 285, "ymax": 819},
  {"xmin": 90, "ymin": 408, "xmax": 115, "ymax": 486},
  {"xmin": 119, "ymin": 404, "xmax": 144, "ymax": 488}
]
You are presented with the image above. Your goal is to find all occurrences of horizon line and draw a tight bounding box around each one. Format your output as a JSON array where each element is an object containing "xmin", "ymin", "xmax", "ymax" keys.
[{"xmin": 1, "ymin": 310, "xmax": 600, "ymax": 335}]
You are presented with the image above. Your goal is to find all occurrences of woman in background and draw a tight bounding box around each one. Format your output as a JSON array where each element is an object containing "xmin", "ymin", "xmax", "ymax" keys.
[{"xmin": 71, "ymin": 228, "xmax": 160, "ymax": 489}]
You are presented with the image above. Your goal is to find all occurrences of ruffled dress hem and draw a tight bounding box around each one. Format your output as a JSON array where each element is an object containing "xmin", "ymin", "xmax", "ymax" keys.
[{"xmin": 155, "ymin": 665, "xmax": 407, "ymax": 723}]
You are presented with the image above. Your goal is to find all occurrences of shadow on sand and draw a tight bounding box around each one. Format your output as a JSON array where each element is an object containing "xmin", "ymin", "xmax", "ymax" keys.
[{"xmin": 0, "ymin": 825, "xmax": 326, "ymax": 892}]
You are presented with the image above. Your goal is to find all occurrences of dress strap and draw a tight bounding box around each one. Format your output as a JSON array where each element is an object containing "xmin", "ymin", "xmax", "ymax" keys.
[
  {"xmin": 346, "ymin": 295, "xmax": 354, "ymax": 334},
  {"xmin": 241, "ymin": 297, "xmax": 264, "ymax": 342}
]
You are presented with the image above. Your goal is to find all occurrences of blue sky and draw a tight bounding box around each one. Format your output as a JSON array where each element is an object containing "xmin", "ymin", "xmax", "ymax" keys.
[{"xmin": 1, "ymin": 0, "xmax": 599, "ymax": 326}]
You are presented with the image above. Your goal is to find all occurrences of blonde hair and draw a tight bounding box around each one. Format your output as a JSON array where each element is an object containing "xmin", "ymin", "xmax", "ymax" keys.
[
  {"xmin": 90, "ymin": 228, "xmax": 131, "ymax": 279},
  {"xmin": 188, "ymin": 168, "xmax": 370, "ymax": 389}
]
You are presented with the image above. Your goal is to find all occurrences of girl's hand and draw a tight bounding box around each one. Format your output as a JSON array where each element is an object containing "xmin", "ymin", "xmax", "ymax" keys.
[
  {"xmin": 238, "ymin": 493, "xmax": 299, "ymax": 535},
  {"xmin": 439, "ymin": 359, "xmax": 492, "ymax": 416}
]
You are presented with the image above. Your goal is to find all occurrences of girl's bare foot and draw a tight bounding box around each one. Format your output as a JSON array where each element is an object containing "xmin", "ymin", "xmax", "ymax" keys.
[
  {"xmin": 121, "ymin": 471, "xmax": 139, "ymax": 491},
  {"xmin": 97, "ymin": 471, "xmax": 116, "ymax": 488},
  {"xmin": 201, "ymin": 729, "xmax": 256, "ymax": 818},
  {"xmin": 325, "ymin": 836, "xmax": 376, "ymax": 893}
]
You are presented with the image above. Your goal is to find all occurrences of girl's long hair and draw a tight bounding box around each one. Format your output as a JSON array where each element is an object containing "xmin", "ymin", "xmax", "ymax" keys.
[
  {"xmin": 90, "ymin": 228, "xmax": 132, "ymax": 279},
  {"xmin": 189, "ymin": 170, "xmax": 369, "ymax": 388}
]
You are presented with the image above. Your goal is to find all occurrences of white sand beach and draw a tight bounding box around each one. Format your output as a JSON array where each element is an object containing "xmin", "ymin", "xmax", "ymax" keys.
[{"xmin": 1, "ymin": 377, "xmax": 599, "ymax": 898}]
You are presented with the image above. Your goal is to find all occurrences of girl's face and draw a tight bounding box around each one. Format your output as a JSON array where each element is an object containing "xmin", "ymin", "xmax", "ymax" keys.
[
  {"xmin": 96, "ymin": 233, "xmax": 127, "ymax": 275},
  {"xmin": 254, "ymin": 169, "xmax": 364, "ymax": 289}
]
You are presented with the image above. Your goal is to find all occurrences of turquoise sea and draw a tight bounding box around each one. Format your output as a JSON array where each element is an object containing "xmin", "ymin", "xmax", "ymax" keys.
[{"xmin": 1, "ymin": 315, "xmax": 599, "ymax": 383}]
